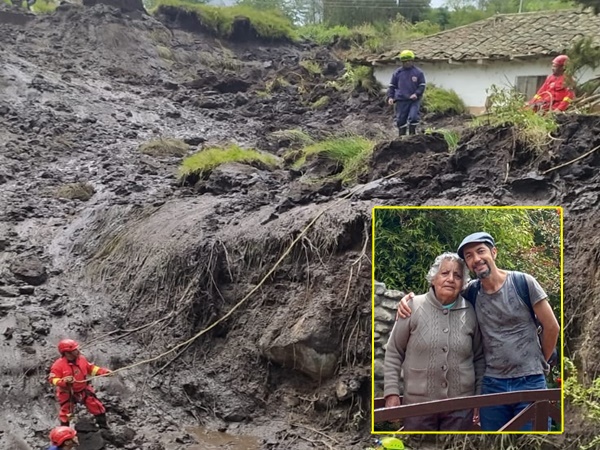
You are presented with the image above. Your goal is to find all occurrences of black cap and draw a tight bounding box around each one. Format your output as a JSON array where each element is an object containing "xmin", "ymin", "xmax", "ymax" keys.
[{"xmin": 457, "ymin": 232, "xmax": 496, "ymax": 259}]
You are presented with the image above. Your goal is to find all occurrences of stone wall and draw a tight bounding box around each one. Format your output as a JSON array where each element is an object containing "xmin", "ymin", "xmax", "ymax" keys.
[{"xmin": 373, "ymin": 281, "xmax": 404, "ymax": 397}]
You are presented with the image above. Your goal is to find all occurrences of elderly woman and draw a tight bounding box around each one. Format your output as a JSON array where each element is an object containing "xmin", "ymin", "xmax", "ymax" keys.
[{"xmin": 383, "ymin": 252, "xmax": 485, "ymax": 431}]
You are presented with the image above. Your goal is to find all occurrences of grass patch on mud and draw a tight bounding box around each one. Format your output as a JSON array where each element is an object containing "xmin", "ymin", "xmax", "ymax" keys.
[
  {"xmin": 472, "ymin": 85, "xmax": 558, "ymax": 154},
  {"xmin": 423, "ymin": 84, "xmax": 467, "ymax": 115},
  {"xmin": 139, "ymin": 138, "xmax": 190, "ymax": 157},
  {"xmin": 289, "ymin": 135, "xmax": 375, "ymax": 185},
  {"xmin": 54, "ymin": 182, "xmax": 95, "ymax": 201},
  {"xmin": 154, "ymin": 0, "xmax": 296, "ymax": 42},
  {"xmin": 179, "ymin": 144, "xmax": 279, "ymax": 183},
  {"xmin": 425, "ymin": 128, "xmax": 460, "ymax": 153}
]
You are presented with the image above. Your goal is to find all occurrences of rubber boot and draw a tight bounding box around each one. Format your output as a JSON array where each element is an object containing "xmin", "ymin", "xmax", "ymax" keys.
[
  {"xmin": 408, "ymin": 124, "xmax": 417, "ymax": 135},
  {"xmin": 95, "ymin": 413, "xmax": 109, "ymax": 429},
  {"xmin": 398, "ymin": 126, "xmax": 407, "ymax": 137}
]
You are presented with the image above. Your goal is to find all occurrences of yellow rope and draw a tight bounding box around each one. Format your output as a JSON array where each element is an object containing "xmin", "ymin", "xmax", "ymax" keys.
[{"xmin": 63, "ymin": 166, "xmax": 405, "ymax": 384}]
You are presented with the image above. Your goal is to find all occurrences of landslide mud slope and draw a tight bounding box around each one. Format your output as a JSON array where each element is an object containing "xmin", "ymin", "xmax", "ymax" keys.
[{"xmin": 1, "ymin": 4, "xmax": 600, "ymax": 450}]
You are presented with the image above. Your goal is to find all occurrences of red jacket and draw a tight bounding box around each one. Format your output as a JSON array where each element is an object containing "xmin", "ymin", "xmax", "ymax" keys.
[
  {"xmin": 529, "ymin": 74, "xmax": 575, "ymax": 111},
  {"xmin": 49, "ymin": 355, "xmax": 109, "ymax": 392}
]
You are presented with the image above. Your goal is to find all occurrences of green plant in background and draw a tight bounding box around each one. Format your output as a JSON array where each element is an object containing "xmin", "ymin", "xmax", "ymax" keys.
[
  {"xmin": 299, "ymin": 59, "xmax": 322, "ymax": 75},
  {"xmin": 291, "ymin": 135, "xmax": 374, "ymax": 185},
  {"xmin": 472, "ymin": 84, "xmax": 558, "ymax": 154},
  {"xmin": 423, "ymin": 84, "xmax": 467, "ymax": 115},
  {"xmin": 424, "ymin": 128, "xmax": 460, "ymax": 152},
  {"xmin": 179, "ymin": 144, "xmax": 279, "ymax": 183},
  {"xmin": 374, "ymin": 208, "xmax": 561, "ymax": 316},
  {"xmin": 564, "ymin": 357, "xmax": 600, "ymax": 421},
  {"xmin": 339, "ymin": 63, "xmax": 382, "ymax": 95}
]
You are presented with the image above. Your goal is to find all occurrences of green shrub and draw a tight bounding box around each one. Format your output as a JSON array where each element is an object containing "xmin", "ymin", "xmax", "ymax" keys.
[
  {"xmin": 292, "ymin": 136, "xmax": 375, "ymax": 185},
  {"xmin": 154, "ymin": 0, "xmax": 296, "ymax": 41},
  {"xmin": 339, "ymin": 63, "xmax": 381, "ymax": 95},
  {"xmin": 299, "ymin": 60, "xmax": 321, "ymax": 76},
  {"xmin": 139, "ymin": 138, "xmax": 190, "ymax": 157},
  {"xmin": 423, "ymin": 84, "xmax": 467, "ymax": 115},
  {"xmin": 472, "ymin": 85, "xmax": 558, "ymax": 154},
  {"xmin": 297, "ymin": 24, "xmax": 354, "ymax": 46},
  {"xmin": 55, "ymin": 182, "xmax": 95, "ymax": 201},
  {"xmin": 179, "ymin": 144, "xmax": 279, "ymax": 182}
]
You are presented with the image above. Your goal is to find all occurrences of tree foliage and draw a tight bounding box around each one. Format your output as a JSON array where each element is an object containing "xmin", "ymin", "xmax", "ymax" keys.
[
  {"xmin": 374, "ymin": 208, "xmax": 561, "ymax": 313},
  {"xmin": 323, "ymin": 0, "xmax": 430, "ymax": 27}
]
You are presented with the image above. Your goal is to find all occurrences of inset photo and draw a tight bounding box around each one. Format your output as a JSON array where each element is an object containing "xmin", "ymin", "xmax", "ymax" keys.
[{"xmin": 372, "ymin": 207, "xmax": 563, "ymax": 435}]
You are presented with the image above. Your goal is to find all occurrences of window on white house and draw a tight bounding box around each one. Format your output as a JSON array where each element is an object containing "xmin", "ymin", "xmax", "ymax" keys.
[{"xmin": 515, "ymin": 76, "xmax": 547, "ymax": 101}]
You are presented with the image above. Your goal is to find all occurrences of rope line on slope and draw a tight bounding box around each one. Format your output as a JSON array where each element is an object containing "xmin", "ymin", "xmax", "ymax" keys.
[{"xmin": 62, "ymin": 167, "xmax": 405, "ymax": 384}]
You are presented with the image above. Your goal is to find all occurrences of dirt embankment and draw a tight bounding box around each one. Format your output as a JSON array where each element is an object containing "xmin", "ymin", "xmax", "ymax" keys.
[{"xmin": 1, "ymin": 3, "xmax": 600, "ymax": 450}]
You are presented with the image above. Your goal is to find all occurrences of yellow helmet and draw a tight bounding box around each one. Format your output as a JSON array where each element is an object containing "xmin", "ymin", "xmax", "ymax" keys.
[
  {"xmin": 380, "ymin": 437, "xmax": 405, "ymax": 449},
  {"xmin": 399, "ymin": 50, "xmax": 415, "ymax": 61}
]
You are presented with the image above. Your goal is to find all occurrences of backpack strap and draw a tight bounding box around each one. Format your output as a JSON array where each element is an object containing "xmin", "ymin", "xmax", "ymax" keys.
[
  {"xmin": 463, "ymin": 280, "xmax": 480, "ymax": 308},
  {"xmin": 513, "ymin": 271, "xmax": 538, "ymax": 326}
]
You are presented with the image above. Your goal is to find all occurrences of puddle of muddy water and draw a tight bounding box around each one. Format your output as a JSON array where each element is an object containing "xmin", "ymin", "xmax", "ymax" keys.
[{"xmin": 188, "ymin": 427, "xmax": 260, "ymax": 450}]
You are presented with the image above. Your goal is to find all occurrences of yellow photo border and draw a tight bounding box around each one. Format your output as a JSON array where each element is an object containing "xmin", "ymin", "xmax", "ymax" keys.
[{"xmin": 370, "ymin": 205, "xmax": 565, "ymax": 436}]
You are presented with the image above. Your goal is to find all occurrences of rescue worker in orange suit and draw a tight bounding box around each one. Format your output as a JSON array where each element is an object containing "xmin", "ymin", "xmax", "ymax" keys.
[
  {"xmin": 528, "ymin": 55, "xmax": 575, "ymax": 112},
  {"xmin": 48, "ymin": 339, "xmax": 112, "ymax": 429},
  {"xmin": 48, "ymin": 426, "xmax": 79, "ymax": 450}
]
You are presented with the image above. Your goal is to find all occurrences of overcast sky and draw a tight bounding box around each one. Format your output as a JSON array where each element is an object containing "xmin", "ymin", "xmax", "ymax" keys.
[{"xmin": 430, "ymin": 0, "xmax": 445, "ymax": 6}]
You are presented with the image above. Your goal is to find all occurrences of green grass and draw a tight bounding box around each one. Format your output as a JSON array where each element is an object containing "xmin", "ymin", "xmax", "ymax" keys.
[
  {"xmin": 472, "ymin": 85, "xmax": 558, "ymax": 154},
  {"xmin": 138, "ymin": 138, "xmax": 190, "ymax": 157},
  {"xmin": 310, "ymin": 96, "xmax": 330, "ymax": 109},
  {"xmin": 270, "ymin": 128, "xmax": 314, "ymax": 146},
  {"xmin": 425, "ymin": 128, "xmax": 460, "ymax": 152},
  {"xmin": 291, "ymin": 136, "xmax": 375, "ymax": 185},
  {"xmin": 179, "ymin": 144, "xmax": 279, "ymax": 183},
  {"xmin": 423, "ymin": 84, "xmax": 467, "ymax": 115},
  {"xmin": 154, "ymin": 0, "xmax": 296, "ymax": 41},
  {"xmin": 299, "ymin": 60, "xmax": 321, "ymax": 76},
  {"xmin": 31, "ymin": 0, "xmax": 57, "ymax": 13},
  {"xmin": 55, "ymin": 182, "xmax": 95, "ymax": 201},
  {"xmin": 339, "ymin": 63, "xmax": 382, "ymax": 95}
]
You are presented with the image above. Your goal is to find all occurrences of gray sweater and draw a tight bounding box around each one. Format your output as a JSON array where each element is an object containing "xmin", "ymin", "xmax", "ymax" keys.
[{"xmin": 384, "ymin": 288, "xmax": 485, "ymax": 405}]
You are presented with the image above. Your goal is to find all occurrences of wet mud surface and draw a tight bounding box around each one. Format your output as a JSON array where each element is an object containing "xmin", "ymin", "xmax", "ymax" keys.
[{"xmin": 1, "ymin": 2, "xmax": 600, "ymax": 449}]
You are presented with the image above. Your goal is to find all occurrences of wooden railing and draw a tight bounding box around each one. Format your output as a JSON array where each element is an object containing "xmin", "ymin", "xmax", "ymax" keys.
[{"xmin": 374, "ymin": 389, "xmax": 561, "ymax": 431}]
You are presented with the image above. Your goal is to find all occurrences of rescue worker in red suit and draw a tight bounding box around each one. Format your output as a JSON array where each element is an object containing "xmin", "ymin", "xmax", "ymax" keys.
[
  {"xmin": 528, "ymin": 55, "xmax": 575, "ymax": 112},
  {"xmin": 48, "ymin": 426, "xmax": 79, "ymax": 450},
  {"xmin": 48, "ymin": 339, "xmax": 112, "ymax": 429}
]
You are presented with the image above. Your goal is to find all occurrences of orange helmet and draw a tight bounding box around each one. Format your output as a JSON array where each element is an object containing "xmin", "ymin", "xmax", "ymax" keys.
[
  {"xmin": 49, "ymin": 426, "xmax": 77, "ymax": 446},
  {"xmin": 552, "ymin": 55, "xmax": 569, "ymax": 66},
  {"xmin": 58, "ymin": 339, "xmax": 79, "ymax": 354}
]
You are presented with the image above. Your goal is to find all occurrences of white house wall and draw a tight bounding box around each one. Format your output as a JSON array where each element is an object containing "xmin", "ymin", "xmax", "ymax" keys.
[{"xmin": 374, "ymin": 58, "xmax": 597, "ymax": 113}]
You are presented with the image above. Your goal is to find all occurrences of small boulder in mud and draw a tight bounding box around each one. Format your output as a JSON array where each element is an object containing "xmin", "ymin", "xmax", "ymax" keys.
[
  {"xmin": 10, "ymin": 255, "xmax": 48, "ymax": 286},
  {"xmin": 259, "ymin": 312, "xmax": 338, "ymax": 381}
]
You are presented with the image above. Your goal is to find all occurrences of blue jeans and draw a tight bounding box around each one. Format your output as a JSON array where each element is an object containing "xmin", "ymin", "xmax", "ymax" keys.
[
  {"xmin": 394, "ymin": 99, "xmax": 421, "ymax": 130},
  {"xmin": 480, "ymin": 374, "xmax": 548, "ymax": 431}
]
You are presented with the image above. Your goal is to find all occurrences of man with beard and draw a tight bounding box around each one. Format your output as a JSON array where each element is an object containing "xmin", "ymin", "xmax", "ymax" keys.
[{"xmin": 396, "ymin": 232, "xmax": 559, "ymax": 431}]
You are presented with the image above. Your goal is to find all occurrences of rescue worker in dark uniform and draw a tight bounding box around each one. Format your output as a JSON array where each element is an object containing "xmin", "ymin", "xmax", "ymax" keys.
[
  {"xmin": 527, "ymin": 54, "xmax": 575, "ymax": 112},
  {"xmin": 48, "ymin": 339, "xmax": 112, "ymax": 428},
  {"xmin": 386, "ymin": 50, "xmax": 426, "ymax": 136},
  {"xmin": 48, "ymin": 426, "xmax": 78, "ymax": 450}
]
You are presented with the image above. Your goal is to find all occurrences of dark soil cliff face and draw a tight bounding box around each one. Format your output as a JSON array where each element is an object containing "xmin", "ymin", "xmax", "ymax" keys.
[{"xmin": 1, "ymin": 3, "xmax": 600, "ymax": 450}]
